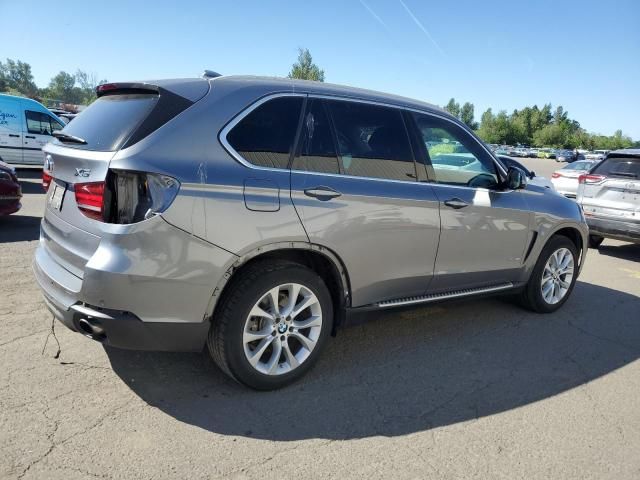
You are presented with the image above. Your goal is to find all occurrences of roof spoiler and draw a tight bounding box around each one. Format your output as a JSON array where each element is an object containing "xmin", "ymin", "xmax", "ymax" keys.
[{"xmin": 96, "ymin": 82, "xmax": 161, "ymax": 97}]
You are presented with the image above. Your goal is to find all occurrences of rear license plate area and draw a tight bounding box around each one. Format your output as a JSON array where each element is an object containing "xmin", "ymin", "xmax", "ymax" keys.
[{"xmin": 49, "ymin": 183, "xmax": 66, "ymax": 211}]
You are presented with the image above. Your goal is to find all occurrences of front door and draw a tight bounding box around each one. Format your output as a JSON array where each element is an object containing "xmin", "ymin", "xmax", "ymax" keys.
[
  {"xmin": 23, "ymin": 110, "xmax": 64, "ymax": 164},
  {"xmin": 290, "ymin": 97, "xmax": 441, "ymax": 307},
  {"xmin": 407, "ymin": 111, "xmax": 531, "ymax": 292}
]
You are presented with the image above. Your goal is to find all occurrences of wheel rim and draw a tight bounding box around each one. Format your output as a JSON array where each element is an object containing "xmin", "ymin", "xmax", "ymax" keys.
[
  {"xmin": 243, "ymin": 283, "xmax": 322, "ymax": 376},
  {"xmin": 540, "ymin": 247, "xmax": 575, "ymax": 305}
]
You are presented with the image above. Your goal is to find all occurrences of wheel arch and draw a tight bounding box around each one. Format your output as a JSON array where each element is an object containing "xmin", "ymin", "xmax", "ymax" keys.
[{"xmin": 205, "ymin": 242, "xmax": 351, "ymax": 331}]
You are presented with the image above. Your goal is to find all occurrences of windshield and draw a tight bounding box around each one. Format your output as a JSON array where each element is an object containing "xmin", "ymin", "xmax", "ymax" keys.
[{"xmin": 564, "ymin": 161, "xmax": 594, "ymax": 170}]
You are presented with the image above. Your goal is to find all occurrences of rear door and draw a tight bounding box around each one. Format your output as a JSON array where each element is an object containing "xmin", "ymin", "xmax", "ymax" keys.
[
  {"xmin": 0, "ymin": 98, "xmax": 23, "ymax": 164},
  {"xmin": 290, "ymin": 97, "xmax": 440, "ymax": 307},
  {"xmin": 580, "ymin": 154, "xmax": 640, "ymax": 222},
  {"xmin": 408, "ymin": 111, "xmax": 531, "ymax": 292}
]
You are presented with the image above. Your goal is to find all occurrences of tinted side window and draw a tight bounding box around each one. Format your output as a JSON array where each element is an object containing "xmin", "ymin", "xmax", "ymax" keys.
[
  {"xmin": 328, "ymin": 100, "xmax": 416, "ymax": 181},
  {"xmin": 292, "ymin": 99, "xmax": 339, "ymax": 174},
  {"xmin": 25, "ymin": 111, "xmax": 52, "ymax": 135},
  {"xmin": 227, "ymin": 96, "xmax": 303, "ymax": 169},
  {"xmin": 411, "ymin": 112, "xmax": 498, "ymax": 188}
]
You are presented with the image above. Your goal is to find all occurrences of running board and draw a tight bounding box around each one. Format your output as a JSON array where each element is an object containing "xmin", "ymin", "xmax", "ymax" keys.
[{"xmin": 374, "ymin": 283, "xmax": 514, "ymax": 309}]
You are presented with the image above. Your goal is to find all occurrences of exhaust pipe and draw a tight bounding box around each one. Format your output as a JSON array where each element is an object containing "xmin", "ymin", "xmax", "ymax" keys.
[{"xmin": 77, "ymin": 318, "xmax": 106, "ymax": 340}]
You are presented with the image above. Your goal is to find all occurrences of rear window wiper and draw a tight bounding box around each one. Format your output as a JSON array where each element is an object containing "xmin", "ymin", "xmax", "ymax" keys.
[{"xmin": 52, "ymin": 130, "xmax": 87, "ymax": 145}]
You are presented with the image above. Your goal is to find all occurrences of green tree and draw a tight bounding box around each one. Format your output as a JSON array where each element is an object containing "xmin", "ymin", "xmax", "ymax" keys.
[
  {"xmin": 288, "ymin": 48, "xmax": 325, "ymax": 81},
  {"xmin": 460, "ymin": 102, "xmax": 477, "ymax": 129},
  {"xmin": 45, "ymin": 71, "xmax": 81, "ymax": 103},
  {"xmin": 444, "ymin": 98, "xmax": 460, "ymax": 118},
  {"xmin": 0, "ymin": 58, "xmax": 38, "ymax": 96},
  {"xmin": 74, "ymin": 70, "xmax": 107, "ymax": 104}
]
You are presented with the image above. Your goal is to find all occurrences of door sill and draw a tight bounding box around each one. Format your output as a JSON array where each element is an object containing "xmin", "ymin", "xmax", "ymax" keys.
[{"xmin": 373, "ymin": 282, "xmax": 515, "ymax": 309}]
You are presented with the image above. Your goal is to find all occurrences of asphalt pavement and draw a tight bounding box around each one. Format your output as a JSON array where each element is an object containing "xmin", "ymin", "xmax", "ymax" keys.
[{"xmin": 1, "ymin": 159, "xmax": 639, "ymax": 479}]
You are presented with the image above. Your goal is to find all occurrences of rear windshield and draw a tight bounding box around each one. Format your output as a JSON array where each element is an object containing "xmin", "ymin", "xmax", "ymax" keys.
[
  {"xmin": 592, "ymin": 156, "xmax": 640, "ymax": 179},
  {"xmin": 57, "ymin": 94, "xmax": 158, "ymax": 151},
  {"xmin": 564, "ymin": 161, "xmax": 593, "ymax": 170}
]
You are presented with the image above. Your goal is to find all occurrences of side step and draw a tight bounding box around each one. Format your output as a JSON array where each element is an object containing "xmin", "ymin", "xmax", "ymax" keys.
[{"xmin": 374, "ymin": 283, "xmax": 514, "ymax": 309}]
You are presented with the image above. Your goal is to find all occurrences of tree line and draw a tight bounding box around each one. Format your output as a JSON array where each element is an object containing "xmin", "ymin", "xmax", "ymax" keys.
[
  {"xmin": 2, "ymin": 52, "xmax": 636, "ymax": 150},
  {"xmin": 0, "ymin": 58, "xmax": 106, "ymax": 110},
  {"xmin": 444, "ymin": 97, "xmax": 637, "ymax": 150}
]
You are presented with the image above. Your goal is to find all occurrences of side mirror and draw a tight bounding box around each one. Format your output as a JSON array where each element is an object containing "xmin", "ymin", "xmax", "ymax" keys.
[
  {"xmin": 529, "ymin": 170, "xmax": 536, "ymax": 179},
  {"xmin": 505, "ymin": 166, "xmax": 528, "ymax": 190}
]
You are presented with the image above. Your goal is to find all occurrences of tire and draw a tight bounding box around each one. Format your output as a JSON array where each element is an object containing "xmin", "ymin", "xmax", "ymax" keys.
[
  {"xmin": 588, "ymin": 235, "xmax": 604, "ymax": 249},
  {"xmin": 208, "ymin": 260, "xmax": 333, "ymax": 390},
  {"xmin": 519, "ymin": 235, "xmax": 579, "ymax": 313}
]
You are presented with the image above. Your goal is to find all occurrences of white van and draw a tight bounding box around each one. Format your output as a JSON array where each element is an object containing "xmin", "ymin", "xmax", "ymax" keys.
[{"xmin": 0, "ymin": 93, "xmax": 65, "ymax": 165}]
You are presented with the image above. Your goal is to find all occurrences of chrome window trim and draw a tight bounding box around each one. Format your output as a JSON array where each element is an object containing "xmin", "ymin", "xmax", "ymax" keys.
[{"xmin": 218, "ymin": 92, "xmax": 507, "ymax": 186}]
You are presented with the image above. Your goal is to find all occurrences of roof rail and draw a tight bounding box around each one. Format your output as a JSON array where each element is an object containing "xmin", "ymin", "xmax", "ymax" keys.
[{"xmin": 202, "ymin": 70, "xmax": 222, "ymax": 79}]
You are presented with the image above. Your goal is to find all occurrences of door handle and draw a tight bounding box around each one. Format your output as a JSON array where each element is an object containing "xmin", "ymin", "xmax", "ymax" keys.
[
  {"xmin": 8, "ymin": 134, "xmax": 20, "ymax": 138},
  {"xmin": 304, "ymin": 186, "xmax": 342, "ymax": 200},
  {"xmin": 444, "ymin": 198, "xmax": 469, "ymax": 209},
  {"xmin": 25, "ymin": 135, "xmax": 36, "ymax": 139}
]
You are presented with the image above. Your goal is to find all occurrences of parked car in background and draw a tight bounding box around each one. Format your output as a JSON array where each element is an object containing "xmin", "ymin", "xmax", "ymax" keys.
[
  {"xmin": 497, "ymin": 155, "xmax": 554, "ymax": 190},
  {"xmin": 585, "ymin": 149, "xmax": 610, "ymax": 161},
  {"xmin": 527, "ymin": 148, "xmax": 539, "ymax": 158},
  {"xmin": 58, "ymin": 113, "xmax": 77, "ymax": 124},
  {"xmin": 538, "ymin": 148, "xmax": 556, "ymax": 159},
  {"xmin": 556, "ymin": 149, "xmax": 576, "ymax": 163},
  {"xmin": 0, "ymin": 159, "xmax": 21, "ymax": 215},
  {"xmin": 513, "ymin": 146, "xmax": 529, "ymax": 157},
  {"xmin": 551, "ymin": 160, "xmax": 598, "ymax": 197},
  {"xmin": 577, "ymin": 150, "xmax": 640, "ymax": 247},
  {"xmin": 0, "ymin": 94, "xmax": 65, "ymax": 165},
  {"xmin": 33, "ymin": 75, "xmax": 589, "ymax": 390}
]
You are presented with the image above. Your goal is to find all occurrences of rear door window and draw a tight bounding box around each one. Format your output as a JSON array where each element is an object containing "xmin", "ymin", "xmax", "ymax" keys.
[
  {"xmin": 58, "ymin": 94, "xmax": 159, "ymax": 151},
  {"xmin": 227, "ymin": 96, "xmax": 303, "ymax": 169},
  {"xmin": 292, "ymin": 98, "xmax": 340, "ymax": 174},
  {"xmin": 592, "ymin": 156, "xmax": 640, "ymax": 179},
  {"xmin": 327, "ymin": 100, "xmax": 416, "ymax": 181}
]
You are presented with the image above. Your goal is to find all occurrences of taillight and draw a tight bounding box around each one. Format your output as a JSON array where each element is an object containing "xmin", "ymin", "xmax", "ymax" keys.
[
  {"xmin": 43, "ymin": 153, "xmax": 53, "ymax": 191},
  {"xmin": 578, "ymin": 174, "xmax": 606, "ymax": 185},
  {"xmin": 74, "ymin": 182, "xmax": 105, "ymax": 221},
  {"xmin": 551, "ymin": 172, "xmax": 562, "ymax": 179},
  {"xmin": 104, "ymin": 170, "xmax": 180, "ymax": 224},
  {"xmin": 42, "ymin": 170, "xmax": 53, "ymax": 191}
]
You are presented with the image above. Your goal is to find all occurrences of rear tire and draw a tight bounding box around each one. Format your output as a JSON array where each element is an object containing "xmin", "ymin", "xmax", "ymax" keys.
[
  {"xmin": 519, "ymin": 235, "xmax": 578, "ymax": 313},
  {"xmin": 208, "ymin": 260, "xmax": 333, "ymax": 390},
  {"xmin": 588, "ymin": 235, "xmax": 604, "ymax": 249}
]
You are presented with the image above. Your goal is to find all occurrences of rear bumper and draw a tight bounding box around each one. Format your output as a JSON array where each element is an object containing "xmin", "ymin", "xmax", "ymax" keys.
[
  {"xmin": 586, "ymin": 216, "xmax": 640, "ymax": 243},
  {"xmin": 32, "ymin": 216, "xmax": 237, "ymax": 351}
]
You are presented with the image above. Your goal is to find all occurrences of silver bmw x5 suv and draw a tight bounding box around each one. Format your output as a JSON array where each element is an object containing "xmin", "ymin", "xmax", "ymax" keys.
[{"xmin": 34, "ymin": 75, "xmax": 588, "ymax": 390}]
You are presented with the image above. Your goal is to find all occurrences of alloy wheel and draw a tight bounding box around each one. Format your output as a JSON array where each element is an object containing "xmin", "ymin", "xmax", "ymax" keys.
[
  {"xmin": 242, "ymin": 283, "xmax": 322, "ymax": 375},
  {"xmin": 540, "ymin": 247, "xmax": 575, "ymax": 305}
]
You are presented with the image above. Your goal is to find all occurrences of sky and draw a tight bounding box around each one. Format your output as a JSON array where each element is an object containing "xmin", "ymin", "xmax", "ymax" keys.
[{"xmin": 2, "ymin": 0, "xmax": 639, "ymax": 138}]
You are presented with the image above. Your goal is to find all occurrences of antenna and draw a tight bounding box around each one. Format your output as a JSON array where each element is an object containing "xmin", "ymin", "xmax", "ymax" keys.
[{"xmin": 202, "ymin": 70, "xmax": 222, "ymax": 79}]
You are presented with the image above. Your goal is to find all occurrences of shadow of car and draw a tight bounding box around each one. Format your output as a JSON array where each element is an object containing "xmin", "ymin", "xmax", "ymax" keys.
[{"xmin": 104, "ymin": 281, "xmax": 639, "ymax": 441}]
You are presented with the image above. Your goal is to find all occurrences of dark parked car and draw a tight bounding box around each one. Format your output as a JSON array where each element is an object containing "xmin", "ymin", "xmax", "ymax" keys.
[{"xmin": 0, "ymin": 159, "xmax": 22, "ymax": 215}]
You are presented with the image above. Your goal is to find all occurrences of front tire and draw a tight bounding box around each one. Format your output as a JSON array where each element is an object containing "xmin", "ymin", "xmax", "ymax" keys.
[
  {"xmin": 520, "ymin": 235, "xmax": 578, "ymax": 313},
  {"xmin": 208, "ymin": 261, "xmax": 333, "ymax": 390}
]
